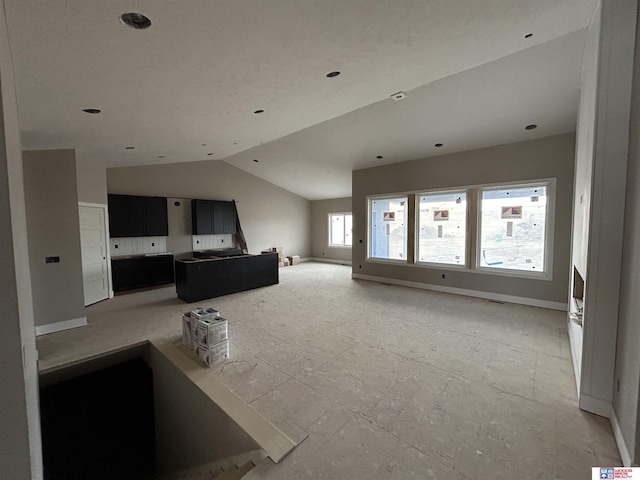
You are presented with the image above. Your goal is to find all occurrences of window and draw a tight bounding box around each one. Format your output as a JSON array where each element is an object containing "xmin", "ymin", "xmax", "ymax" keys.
[
  {"xmin": 479, "ymin": 183, "xmax": 549, "ymax": 273},
  {"xmin": 329, "ymin": 213, "xmax": 352, "ymax": 247},
  {"xmin": 369, "ymin": 196, "xmax": 408, "ymax": 261},
  {"xmin": 417, "ymin": 191, "xmax": 467, "ymax": 265}
]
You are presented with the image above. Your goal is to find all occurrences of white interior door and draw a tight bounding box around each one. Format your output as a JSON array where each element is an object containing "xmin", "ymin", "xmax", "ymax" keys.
[{"xmin": 79, "ymin": 204, "xmax": 110, "ymax": 306}]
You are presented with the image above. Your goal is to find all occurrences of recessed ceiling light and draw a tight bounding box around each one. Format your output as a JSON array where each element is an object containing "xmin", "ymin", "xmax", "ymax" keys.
[
  {"xmin": 201, "ymin": 143, "xmax": 207, "ymax": 146},
  {"xmin": 82, "ymin": 108, "xmax": 101, "ymax": 114},
  {"xmin": 120, "ymin": 12, "xmax": 152, "ymax": 29},
  {"xmin": 434, "ymin": 143, "xmax": 443, "ymax": 148},
  {"xmin": 233, "ymin": 142, "xmax": 238, "ymax": 145},
  {"xmin": 253, "ymin": 159, "xmax": 259, "ymax": 163},
  {"xmin": 391, "ymin": 92, "xmax": 407, "ymax": 101},
  {"xmin": 524, "ymin": 33, "xmax": 533, "ymax": 39},
  {"xmin": 207, "ymin": 153, "xmax": 214, "ymax": 156},
  {"xmin": 253, "ymin": 109, "xmax": 264, "ymax": 114},
  {"xmin": 125, "ymin": 146, "xmax": 135, "ymax": 150},
  {"xmin": 326, "ymin": 71, "xmax": 341, "ymax": 78},
  {"xmin": 157, "ymin": 155, "xmax": 164, "ymax": 158},
  {"xmin": 376, "ymin": 155, "xmax": 383, "ymax": 159},
  {"xmin": 525, "ymin": 124, "xmax": 538, "ymax": 130}
]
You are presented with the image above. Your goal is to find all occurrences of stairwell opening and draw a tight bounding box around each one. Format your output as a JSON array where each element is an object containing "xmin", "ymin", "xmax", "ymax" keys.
[{"xmin": 39, "ymin": 343, "xmax": 266, "ymax": 480}]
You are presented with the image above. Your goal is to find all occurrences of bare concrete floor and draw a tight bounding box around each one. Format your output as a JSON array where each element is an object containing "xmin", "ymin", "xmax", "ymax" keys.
[{"xmin": 37, "ymin": 262, "xmax": 619, "ymax": 479}]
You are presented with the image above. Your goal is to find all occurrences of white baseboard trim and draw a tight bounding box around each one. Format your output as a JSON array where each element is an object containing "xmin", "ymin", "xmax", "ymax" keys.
[
  {"xmin": 309, "ymin": 257, "xmax": 352, "ymax": 266},
  {"xmin": 35, "ymin": 316, "xmax": 88, "ymax": 336},
  {"xmin": 578, "ymin": 393, "xmax": 612, "ymax": 419},
  {"xmin": 611, "ymin": 409, "xmax": 634, "ymax": 466},
  {"xmin": 351, "ymin": 273, "xmax": 567, "ymax": 311}
]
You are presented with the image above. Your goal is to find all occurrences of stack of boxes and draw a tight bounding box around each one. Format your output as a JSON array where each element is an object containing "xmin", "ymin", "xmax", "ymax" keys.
[
  {"xmin": 262, "ymin": 247, "xmax": 285, "ymax": 267},
  {"xmin": 182, "ymin": 307, "xmax": 230, "ymax": 367},
  {"xmin": 261, "ymin": 248, "xmax": 300, "ymax": 267}
]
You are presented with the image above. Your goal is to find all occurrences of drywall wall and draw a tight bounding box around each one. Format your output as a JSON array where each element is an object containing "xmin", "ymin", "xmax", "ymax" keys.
[
  {"xmin": 352, "ymin": 133, "xmax": 575, "ymax": 306},
  {"xmin": 311, "ymin": 197, "xmax": 352, "ymax": 263},
  {"xmin": 23, "ymin": 149, "xmax": 86, "ymax": 329},
  {"xmin": 107, "ymin": 160, "xmax": 310, "ymax": 258},
  {"xmin": 614, "ymin": 2, "xmax": 640, "ymax": 464},
  {"xmin": 144, "ymin": 345, "xmax": 261, "ymax": 474},
  {"xmin": 76, "ymin": 156, "xmax": 107, "ymax": 205},
  {"xmin": 167, "ymin": 198, "xmax": 194, "ymax": 260},
  {"xmin": 567, "ymin": 0, "xmax": 636, "ymax": 423},
  {"xmin": 0, "ymin": 0, "xmax": 42, "ymax": 476},
  {"xmin": 567, "ymin": 0, "xmax": 602, "ymax": 393}
]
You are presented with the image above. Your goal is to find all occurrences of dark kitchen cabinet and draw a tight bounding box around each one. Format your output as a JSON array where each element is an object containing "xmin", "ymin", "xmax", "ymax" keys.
[
  {"xmin": 108, "ymin": 194, "xmax": 168, "ymax": 237},
  {"xmin": 111, "ymin": 254, "xmax": 174, "ymax": 293},
  {"xmin": 191, "ymin": 199, "xmax": 237, "ymax": 235},
  {"xmin": 192, "ymin": 199, "xmax": 213, "ymax": 234},
  {"xmin": 144, "ymin": 196, "xmax": 169, "ymax": 236},
  {"xmin": 175, "ymin": 253, "xmax": 278, "ymax": 302}
]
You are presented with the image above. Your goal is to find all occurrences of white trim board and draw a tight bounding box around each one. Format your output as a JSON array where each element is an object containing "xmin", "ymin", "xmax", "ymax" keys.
[
  {"xmin": 309, "ymin": 257, "xmax": 352, "ymax": 266},
  {"xmin": 578, "ymin": 393, "xmax": 612, "ymax": 419},
  {"xmin": 351, "ymin": 273, "xmax": 567, "ymax": 311},
  {"xmin": 611, "ymin": 409, "xmax": 635, "ymax": 466},
  {"xmin": 35, "ymin": 316, "xmax": 88, "ymax": 336}
]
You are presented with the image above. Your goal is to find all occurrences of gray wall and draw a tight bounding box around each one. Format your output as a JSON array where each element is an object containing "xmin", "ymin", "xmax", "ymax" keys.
[
  {"xmin": 0, "ymin": 0, "xmax": 42, "ymax": 475},
  {"xmin": 352, "ymin": 133, "xmax": 575, "ymax": 305},
  {"xmin": 167, "ymin": 198, "xmax": 194, "ymax": 260},
  {"xmin": 614, "ymin": 2, "xmax": 640, "ymax": 464},
  {"xmin": 76, "ymin": 156, "xmax": 107, "ymax": 205},
  {"xmin": 23, "ymin": 149, "xmax": 86, "ymax": 327},
  {"xmin": 311, "ymin": 197, "xmax": 352, "ymax": 263},
  {"xmin": 107, "ymin": 160, "xmax": 311, "ymax": 258},
  {"xmin": 144, "ymin": 345, "xmax": 260, "ymax": 473}
]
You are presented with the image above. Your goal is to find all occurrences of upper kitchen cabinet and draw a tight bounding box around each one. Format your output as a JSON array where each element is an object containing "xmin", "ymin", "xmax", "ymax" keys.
[
  {"xmin": 108, "ymin": 194, "xmax": 168, "ymax": 237},
  {"xmin": 191, "ymin": 199, "xmax": 237, "ymax": 235}
]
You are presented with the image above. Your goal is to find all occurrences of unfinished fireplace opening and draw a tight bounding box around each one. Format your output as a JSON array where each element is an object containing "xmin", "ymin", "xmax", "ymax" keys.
[
  {"xmin": 39, "ymin": 344, "xmax": 266, "ymax": 480},
  {"xmin": 571, "ymin": 266, "xmax": 584, "ymax": 326}
]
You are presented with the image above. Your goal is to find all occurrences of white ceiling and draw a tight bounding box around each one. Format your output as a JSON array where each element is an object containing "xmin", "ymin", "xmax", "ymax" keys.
[{"xmin": 6, "ymin": 0, "xmax": 596, "ymax": 200}]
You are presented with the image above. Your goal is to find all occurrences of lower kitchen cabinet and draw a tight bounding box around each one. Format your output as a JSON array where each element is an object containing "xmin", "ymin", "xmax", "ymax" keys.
[
  {"xmin": 112, "ymin": 254, "xmax": 174, "ymax": 293},
  {"xmin": 175, "ymin": 253, "xmax": 278, "ymax": 302}
]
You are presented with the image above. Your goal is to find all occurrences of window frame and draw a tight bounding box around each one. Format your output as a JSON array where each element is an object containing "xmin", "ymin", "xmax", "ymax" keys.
[
  {"xmin": 475, "ymin": 178, "xmax": 556, "ymax": 280},
  {"xmin": 366, "ymin": 193, "xmax": 410, "ymax": 264},
  {"xmin": 415, "ymin": 188, "xmax": 469, "ymax": 269},
  {"xmin": 328, "ymin": 212, "xmax": 353, "ymax": 248}
]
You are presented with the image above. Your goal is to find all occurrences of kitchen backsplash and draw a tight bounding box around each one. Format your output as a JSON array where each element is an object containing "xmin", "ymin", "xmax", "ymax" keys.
[
  {"xmin": 192, "ymin": 234, "xmax": 234, "ymax": 251},
  {"xmin": 110, "ymin": 236, "xmax": 167, "ymax": 256}
]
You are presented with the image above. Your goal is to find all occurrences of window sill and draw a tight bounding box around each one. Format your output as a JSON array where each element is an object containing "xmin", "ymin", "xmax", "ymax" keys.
[{"xmin": 367, "ymin": 259, "xmax": 552, "ymax": 280}]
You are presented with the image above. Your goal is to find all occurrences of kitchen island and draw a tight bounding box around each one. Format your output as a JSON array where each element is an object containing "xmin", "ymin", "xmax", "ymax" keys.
[{"xmin": 174, "ymin": 252, "xmax": 278, "ymax": 303}]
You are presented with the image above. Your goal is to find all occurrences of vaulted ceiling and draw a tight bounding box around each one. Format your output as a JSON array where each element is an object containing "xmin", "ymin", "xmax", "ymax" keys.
[{"xmin": 7, "ymin": 1, "xmax": 596, "ymax": 200}]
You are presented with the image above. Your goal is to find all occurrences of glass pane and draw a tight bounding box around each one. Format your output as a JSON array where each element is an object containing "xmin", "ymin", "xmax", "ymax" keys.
[
  {"xmin": 344, "ymin": 214, "xmax": 353, "ymax": 246},
  {"xmin": 480, "ymin": 185, "xmax": 547, "ymax": 272},
  {"xmin": 330, "ymin": 214, "xmax": 345, "ymax": 246},
  {"xmin": 370, "ymin": 197, "xmax": 407, "ymax": 260},
  {"xmin": 418, "ymin": 192, "xmax": 466, "ymax": 265}
]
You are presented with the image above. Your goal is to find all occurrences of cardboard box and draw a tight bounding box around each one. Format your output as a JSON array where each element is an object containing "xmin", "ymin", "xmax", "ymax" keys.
[
  {"xmin": 182, "ymin": 316, "xmax": 192, "ymax": 347},
  {"xmin": 194, "ymin": 316, "xmax": 228, "ymax": 346},
  {"xmin": 196, "ymin": 340, "xmax": 230, "ymax": 367},
  {"xmin": 287, "ymin": 255, "xmax": 300, "ymax": 265},
  {"xmin": 190, "ymin": 307, "xmax": 219, "ymax": 321}
]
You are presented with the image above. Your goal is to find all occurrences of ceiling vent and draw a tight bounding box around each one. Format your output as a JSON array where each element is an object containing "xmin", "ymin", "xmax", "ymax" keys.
[{"xmin": 390, "ymin": 92, "xmax": 407, "ymax": 101}]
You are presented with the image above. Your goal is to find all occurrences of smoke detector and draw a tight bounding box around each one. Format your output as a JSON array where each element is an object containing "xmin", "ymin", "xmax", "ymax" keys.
[{"xmin": 391, "ymin": 91, "xmax": 407, "ymax": 101}]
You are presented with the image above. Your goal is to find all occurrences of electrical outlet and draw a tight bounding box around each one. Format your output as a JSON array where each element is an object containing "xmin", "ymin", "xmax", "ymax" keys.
[{"xmin": 45, "ymin": 256, "xmax": 60, "ymax": 264}]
